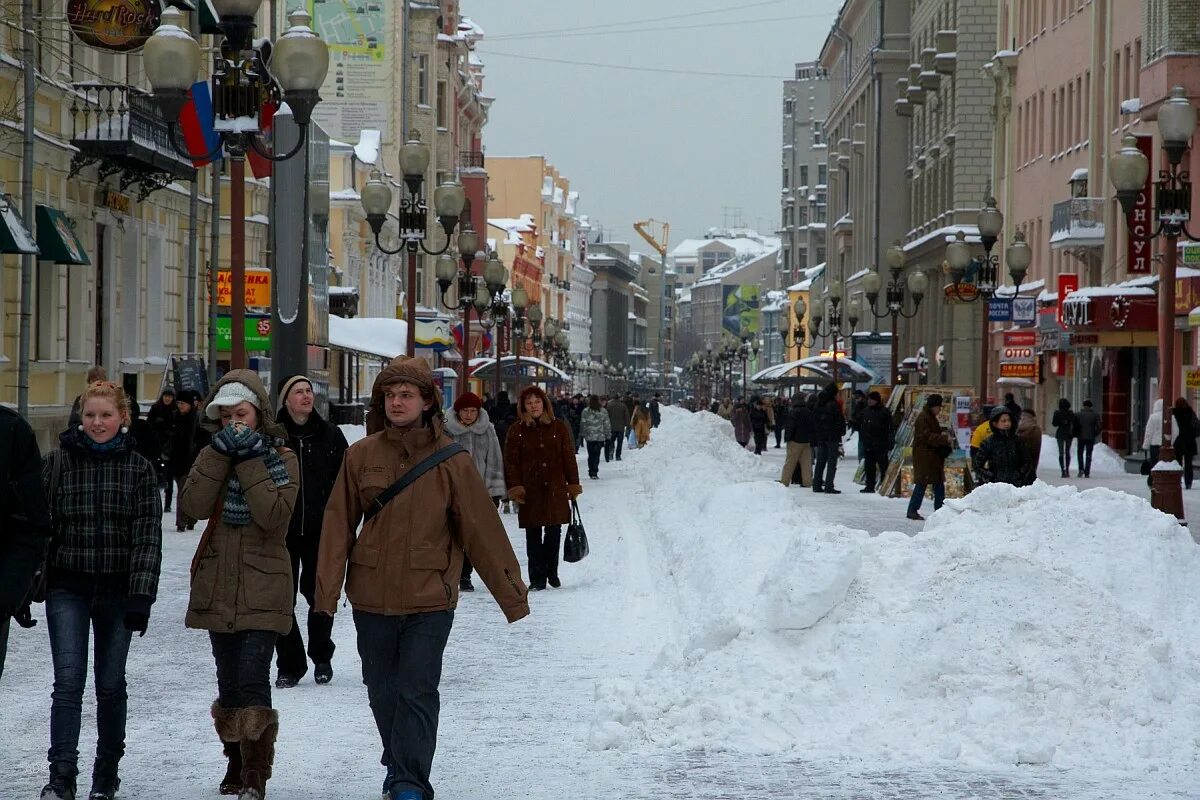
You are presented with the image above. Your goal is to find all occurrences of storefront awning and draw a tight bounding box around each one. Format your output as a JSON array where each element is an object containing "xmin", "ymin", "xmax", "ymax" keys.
[
  {"xmin": 0, "ymin": 197, "xmax": 38, "ymax": 255},
  {"xmin": 35, "ymin": 206, "xmax": 89, "ymax": 265}
]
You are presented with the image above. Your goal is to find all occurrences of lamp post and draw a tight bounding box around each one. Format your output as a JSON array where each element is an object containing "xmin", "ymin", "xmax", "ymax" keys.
[
  {"xmin": 510, "ymin": 284, "xmax": 529, "ymax": 392},
  {"xmin": 943, "ymin": 198, "xmax": 1032, "ymax": 399},
  {"xmin": 144, "ymin": 5, "xmax": 329, "ymax": 369},
  {"xmin": 864, "ymin": 242, "xmax": 930, "ymax": 384},
  {"xmin": 359, "ymin": 131, "xmax": 467, "ymax": 357},
  {"xmin": 1110, "ymin": 85, "xmax": 1198, "ymax": 520},
  {"xmin": 435, "ymin": 224, "xmax": 485, "ymax": 383},
  {"xmin": 804, "ymin": 280, "xmax": 857, "ymax": 384}
]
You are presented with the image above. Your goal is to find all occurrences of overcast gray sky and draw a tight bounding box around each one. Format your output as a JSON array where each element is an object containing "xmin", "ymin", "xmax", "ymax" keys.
[{"xmin": 472, "ymin": 0, "xmax": 844, "ymax": 253}]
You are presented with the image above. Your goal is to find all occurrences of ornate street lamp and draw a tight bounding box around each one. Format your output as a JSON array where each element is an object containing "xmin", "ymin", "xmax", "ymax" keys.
[
  {"xmin": 144, "ymin": 5, "xmax": 329, "ymax": 368},
  {"xmin": 359, "ymin": 130, "xmax": 467, "ymax": 356},
  {"xmin": 1110, "ymin": 86, "xmax": 1199, "ymax": 520},
  {"xmin": 435, "ymin": 226, "xmax": 485, "ymax": 383},
  {"xmin": 805, "ymin": 279, "xmax": 856, "ymax": 384},
  {"xmin": 864, "ymin": 242, "xmax": 928, "ymax": 384}
]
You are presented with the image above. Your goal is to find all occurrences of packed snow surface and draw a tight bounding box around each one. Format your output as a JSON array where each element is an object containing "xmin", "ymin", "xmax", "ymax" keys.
[
  {"xmin": 1038, "ymin": 434, "xmax": 1128, "ymax": 476},
  {"xmin": 591, "ymin": 409, "xmax": 1200, "ymax": 774}
]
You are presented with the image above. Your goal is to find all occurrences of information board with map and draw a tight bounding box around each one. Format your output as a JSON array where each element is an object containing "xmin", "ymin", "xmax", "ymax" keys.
[{"xmin": 308, "ymin": 0, "xmax": 392, "ymax": 142}]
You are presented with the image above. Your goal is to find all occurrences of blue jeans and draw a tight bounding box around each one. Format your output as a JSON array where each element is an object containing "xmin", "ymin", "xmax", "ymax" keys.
[
  {"xmin": 210, "ymin": 630, "xmax": 277, "ymax": 709},
  {"xmin": 355, "ymin": 609, "xmax": 454, "ymax": 800},
  {"xmin": 45, "ymin": 587, "xmax": 134, "ymax": 781},
  {"xmin": 907, "ymin": 482, "xmax": 945, "ymax": 515}
]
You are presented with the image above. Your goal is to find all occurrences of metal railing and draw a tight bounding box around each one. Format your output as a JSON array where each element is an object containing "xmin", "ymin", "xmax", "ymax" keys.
[
  {"xmin": 1050, "ymin": 197, "xmax": 1105, "ymax": 243},
  {"xmin": 460, "ymin": 150, "xmax": 485, "ymax": 169}
]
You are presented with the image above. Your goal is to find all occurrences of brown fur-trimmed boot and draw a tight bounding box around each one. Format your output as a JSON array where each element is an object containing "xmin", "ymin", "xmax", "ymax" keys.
[
  {"xmin": 211, "ymin": 701, "xmax": 243, "ymax": 796},
  {"xmin": 236, "ymin": 706, "xmax": 279, "ymax": 800}
]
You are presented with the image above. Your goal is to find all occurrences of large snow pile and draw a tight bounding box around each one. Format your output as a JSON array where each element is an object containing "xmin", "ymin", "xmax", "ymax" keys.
[
  {"xmin": 1037, "ymin": 434, "xmax": 1128, "ymax": 476},
  {"xmin": 591, "ymin": 407, "xmax": 1200, "ymax": 773}
]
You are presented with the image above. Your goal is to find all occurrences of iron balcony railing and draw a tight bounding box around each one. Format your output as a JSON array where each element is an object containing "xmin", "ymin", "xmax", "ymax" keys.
[{"xmin": 1049, "ymin": 197, "xmax": 1105, "ymax": 248}]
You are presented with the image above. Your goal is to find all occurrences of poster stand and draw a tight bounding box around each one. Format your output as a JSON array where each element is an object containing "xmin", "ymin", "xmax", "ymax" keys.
[
  {"xmin": 874, "ymin": 384, "xmax": 976, "ymax": 499},
  {"xmin": 162, "ymin": 353, "xmax": 211, "ymax": 399}
]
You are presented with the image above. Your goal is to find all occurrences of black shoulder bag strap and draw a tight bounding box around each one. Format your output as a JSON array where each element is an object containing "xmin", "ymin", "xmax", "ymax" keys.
[{"xmin": 363, "ymin": 443, "xmax": 467, "ymax": 524}]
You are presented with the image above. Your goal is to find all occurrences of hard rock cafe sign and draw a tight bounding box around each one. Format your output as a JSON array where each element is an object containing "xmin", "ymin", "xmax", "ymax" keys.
[{"xmin": 67, "ymin": 0, "xmax": 161, "ymax": 54}]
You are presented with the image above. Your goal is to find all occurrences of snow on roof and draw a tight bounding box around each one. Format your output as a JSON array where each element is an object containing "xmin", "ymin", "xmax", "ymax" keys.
[
  {"xmin": 1121, "ymin": 97, "xmax": 1142, "ymax": 115},
  {"xmin": 902, "ymin": 224, "xmax": 981, "ymax": 253},
  {"xmin": 565, "ymin": 190, "xmax": 579, "ymax": 216},
  {"xmin": 668, "ymin": 229, "xmax": 781, "ymax": 260},
  {"xmin": 330, "ymin": 188, "xmax": 360, "ymax": 201},
  {"xmin": 328, "ymin": 285, "xmax": 358, "ymax": 296},
  {"xmin": 787, "ymin": 263, "xmax": 826, "ymax": 291},
  {"xmin": 488, "ymin": 214, "xmax": 536, "ymax": 245},
  {"xmin": 328, "ymin": 316, "xmax": 408, "ymax": 360},
  {"xmin": 354, "ymin": 129, "xmax": 381, "ymax": 165},
  {"xmin": 1070, "ymin": 167, "xmax": 1089, "ymax": 181},
  {"xmin": 993, "ymin": 278, "xmax": 1046, "ymax": 298},
  {"xmin": 693, "ymin": 248, "xmax": 781, "ymax": 288}
]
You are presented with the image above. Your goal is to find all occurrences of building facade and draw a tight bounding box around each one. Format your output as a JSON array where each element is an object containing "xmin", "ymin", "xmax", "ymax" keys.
[
  {"xmin": 780, "ymin": 61, "xmax": 831, "ymax": 284},
  {"xmin": 585, "ymin": 241, "xmax": 639, "ymax": 366}
]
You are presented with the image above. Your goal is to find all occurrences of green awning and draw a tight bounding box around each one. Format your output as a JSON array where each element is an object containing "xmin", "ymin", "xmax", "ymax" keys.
[
  {"xmin": 0, "ymin": 197, "xmax": 38, "ymax": 255},
  {"xmin": 35, "ymin": 205, "xmax": 89, "ymax": 265}
]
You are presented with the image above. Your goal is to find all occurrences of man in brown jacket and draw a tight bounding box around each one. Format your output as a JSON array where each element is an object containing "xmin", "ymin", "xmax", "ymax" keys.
[
  {"xmin": 315, "ymin": 356, "xmax": 529, "ymax": 800},
  {"xmin": 907, "ymin": 393, "xmax": 953, "ymax": 521}
]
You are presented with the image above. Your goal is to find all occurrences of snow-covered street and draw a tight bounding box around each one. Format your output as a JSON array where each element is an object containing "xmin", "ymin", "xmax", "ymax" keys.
[{"xmin": 3, "ymin": 406, "xmax": 1198, "ymax": 799}]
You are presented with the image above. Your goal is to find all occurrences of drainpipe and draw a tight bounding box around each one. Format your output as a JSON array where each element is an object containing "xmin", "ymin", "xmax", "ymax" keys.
[{"xmin": 17, "ymin": 0, "xmax": 34, "ymax": 415}]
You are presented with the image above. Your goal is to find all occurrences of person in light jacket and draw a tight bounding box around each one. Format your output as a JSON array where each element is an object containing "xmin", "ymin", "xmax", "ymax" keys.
[
  {"xmin": 180, "ymin": 371, "xmax": 299, "ymax": 800},
  {"xmin": 580, "ymin": 394, "xmax": 610, "ymax": 479},
  {"xmin": 444, "ymin": 391, "xmax": 506, "ymax": 592}
]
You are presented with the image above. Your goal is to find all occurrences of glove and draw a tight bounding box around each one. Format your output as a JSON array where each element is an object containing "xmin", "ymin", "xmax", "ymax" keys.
[
  {"xmin": 13, "ymin": 603, "xmax": 37, "ymax": 629},
  {"xmin": 508, "ymin": 486, "xmax": 526, "ymax": 504},
  {"xmin": 123, "ymin": 611, "xmax": 149, "ymax": 637},
  {"xmin": 567, "ymin": 484, "xmax": 583, "ymax": 500},
  {"xmin": 212, "ymin": 424, "xmax": 266, "ymax": 463}
]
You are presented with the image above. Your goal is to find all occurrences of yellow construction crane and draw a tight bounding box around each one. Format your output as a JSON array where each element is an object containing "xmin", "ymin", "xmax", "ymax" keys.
[{"xmin": 634, "ymin": 219, "xmax": 672, "ymax": 380}]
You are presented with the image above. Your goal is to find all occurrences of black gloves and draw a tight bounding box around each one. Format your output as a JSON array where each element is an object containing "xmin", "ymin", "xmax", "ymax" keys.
[{"xmin": 123, "ymin": 611, "xmax": 149, "ymax": 636}]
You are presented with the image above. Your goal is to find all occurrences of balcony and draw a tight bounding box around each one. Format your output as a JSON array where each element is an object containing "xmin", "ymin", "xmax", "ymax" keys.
[
  {"xmin": 1050, "ymin": 197, "xmax": 1105, "ymax": 253},
  {"xmin": 460, "ymin": 150, "xmax": 485, "ymax": 170},
  {"xmin": 68, "ymin": 84, "xmax": 196, "ymax": 199}
]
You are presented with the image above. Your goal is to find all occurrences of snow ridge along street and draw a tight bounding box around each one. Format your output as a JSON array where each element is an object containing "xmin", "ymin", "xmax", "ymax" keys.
[{"xmin": 2, "ymin": 406, "xmax": 1197, "ymax": 798}]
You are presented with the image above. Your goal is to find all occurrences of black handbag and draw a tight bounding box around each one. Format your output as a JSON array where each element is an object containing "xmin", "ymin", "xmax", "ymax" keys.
[{"xmin": 563, "ymin": 500, "xmax": 589, "ymax": 563}]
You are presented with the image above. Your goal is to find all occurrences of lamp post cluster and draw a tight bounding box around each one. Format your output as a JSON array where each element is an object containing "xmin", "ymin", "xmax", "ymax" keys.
[
  {"xmin": 360, "ymin": 131, "xmax": 469, "ymax": 357},
  {"xmin": 941, "ymin": 197, "xmax": 1033, "ymax": 398},
  {"xmin": 436, "ymin": 246, "xmax": 509, "ymax": 384},
  {"xmin": 1109, "ymin": 85, "xmax": 1199, "ymax": 520},
  {"xmin": 145, "ymin": 4, "xmax": 330, "ymax": 369},
  {"xmin": 864, "ymin": 244, "xmax": 929, "ymax": 384},
  {"xmin": 687, "ymin": 350, "xmax": 719, "ymax": 407},
  {"xmin": 804, "ymin": 280, "xmax": 859, "ymax": 383}
]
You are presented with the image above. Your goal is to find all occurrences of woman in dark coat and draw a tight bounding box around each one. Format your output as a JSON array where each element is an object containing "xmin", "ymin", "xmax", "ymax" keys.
[
  {"xmin": 504, "ymin": 386, "xmax": 582, "ymax": 591},
  {"xmin": 166, "ymin": 390, "xmax": 207, "ymax": 532},
  {"xmin": 973, "ymin": 407, "xmax": 1026, "ymax": 485},
  {"xmin": 731, "ymin": 400, "xmax": 752, "ymax": 449},
  {"xmin": 749, "ymin": 397, "xmax": 770, "ymax": 455},
  {"xmin": 1051, "ymin": 398, "xmax": 1077, "ymax": 478},
  {"xmin": 1173, "ymin": 397, "xmax": 1198, "ymax": 489},
  {"xmin": 908, "ymin": 394, "xmax": 952, "ymax": 521}
]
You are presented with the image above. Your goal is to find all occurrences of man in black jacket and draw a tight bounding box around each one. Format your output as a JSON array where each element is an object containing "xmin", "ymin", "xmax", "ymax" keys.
[
  {"xmin": 856, "ymin": 391, "xmax": 894, "ymax": 493},
  {"xmin": 274, "ymin": 375, "xmax": 349, "ymax": 688},
  {"xmin": 813, "ymin": 384, "xmax": 847, "ymax": 493},
  {"xmin": 780, "ymin": 394, "xmax": 815, "ymax": 487},
  {"xmin": 1075, "ymin": 399, "xmax": 1101, "ymax": 477},
  {"xmin": 649, "ymin": 393, "xmax": 662, "ymax": 428},
  {"xmin": 0, "ymin": 406, "xmax": 53, "ymax": 681}
]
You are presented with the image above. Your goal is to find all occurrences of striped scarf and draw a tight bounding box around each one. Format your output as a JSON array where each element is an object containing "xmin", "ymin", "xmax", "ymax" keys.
[{"xmin": 222, "ymin": 447, "xmax": 291, "ymax": 527}]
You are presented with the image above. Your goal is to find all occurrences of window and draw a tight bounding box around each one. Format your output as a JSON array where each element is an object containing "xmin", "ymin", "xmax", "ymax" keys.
[
  {"xmin": 816, "ymin": 247, "xmax": 826, "ymax": 265},
  {"xmin": 782, "ymin": 167, "xmax": 789, "ymax": 189},
  {"xmin": 799, "ymin": 165, "xmax": 809, "ymax": 186},
  {"xmin": 798, "ymin": 206, "xmax": 809, "ymax": 226},
  {"xmin": 784, "ymin": 98, "xmax": 795, "ymax": 116},
  {"xmin": 436, "ymin": 80, "xmax": 448, "ymax": 128},
  {"xmin": 417, "ymin": 54, "xmax": 430, "ymax": 105},
  {"xmin": 813, "ymin": 125, "xmax": 825, "ymax": 146},
  {"xmin": 818, "ymin": 164, "xmax": 828, "ymax": 185}
]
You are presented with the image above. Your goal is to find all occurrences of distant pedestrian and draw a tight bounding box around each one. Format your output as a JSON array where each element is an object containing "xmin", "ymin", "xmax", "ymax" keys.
[
  {"xmin": 580, "ymin": 394, "xmax": 610, "ymax": 479},
  {"xmin": 165, "ymin": 390, "xmax": 207, "ymax": 532},
  {"xmin": 772, "ymin": 394, "xmax": 788, "ymax": 448},
  {"xmin": 445, "ymin": 390, "xmax": 507, "ymax": 591},
  {"xmin": 649, "ymin": 393, "xmax": 662, "ymax": 428},
  {"xmin": 1003, "ymin": 392, "xmax": 1022, "ymax": 422},
  {"xmin": 1017, "ymin": 408, "xmax": 1043, "ymax": 486},
  {"xmin": 631, "ymin": 402, "xmax": 652, "ymax": 449},
  {"xmin": 849, "ymin": 389, "xmax": 868, "ymax": 461},
  {"xmin": 813, "ymin": 384, "xmax": 846, "ymax": 493},
  {"xmin": 749, "ymin": 396, "xmax": 770, "ymax": 455},
  {"xmin": 717, "ymin": 398, "xmax": 733, "ymax": 420},
  {"xmin": 908, "ymin": 394, "xmax": 952, "ymax": 520},
  {"xmin": 606, "ymin": 394, "xmax": 630, "ymax": 462},
  {"xmin": 505, "ymin": 386, "xmax": 582, "ymax": 591},
  {"xmin": 1143, "ymin": 399, "xmax": 1164, "ymax": 470},
  {"xmin": 273, "ymin": 374, "xmax": 348, "ymax": 689},
  {"xmin": 857, "ymin": 390, "xmax": 893, "ymax": 493},
  {"xmin": 1051, "ymin": 398, "xmax": 1077, "ymax": 478},
  {"xmin": 1075, "ymin": 399, "xmax": 1101, "ymax": 477},
  {"xmin": 146, "ymin": 388, "xmax": 177, "ymax": 511},
  {"xmin": 1173, "ymin": 397, "xmax": 1198, "ymax": 490},
  {"xmin": 731, "ymin": 400, "xmax": 752, "ymax": 449},
  {"xmin": 972, "ymin": 407, "xmax": 1026, "ymax": 486},
  {"xmin": 780, "ymin": 393, "xmax": 815, "ymax": 487}
]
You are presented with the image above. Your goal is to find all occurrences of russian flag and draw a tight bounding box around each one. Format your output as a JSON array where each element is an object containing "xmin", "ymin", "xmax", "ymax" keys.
[
  {"xmin": 246, "ymin": 99, "xmax": 278, "ymax": 179},
  {"xmin": 178, "ymin": 80, "xmax": 221, "ymax": 167}
]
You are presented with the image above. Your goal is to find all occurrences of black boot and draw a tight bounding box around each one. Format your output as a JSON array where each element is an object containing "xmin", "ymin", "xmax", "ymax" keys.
[
  {"xmin": 87, "ymin": 760, "xmax": 119, "ymax": 800},
  {"xmin": 544, "ymin": 529, "xmax": 562, "ymax": 589},
  {"xmin": 41, "ymin": 764, "xmax": 76, "ymax": 800}
]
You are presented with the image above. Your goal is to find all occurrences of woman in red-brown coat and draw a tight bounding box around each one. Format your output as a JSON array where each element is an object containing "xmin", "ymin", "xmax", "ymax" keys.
[{"xmin": 504, "ymin": 386, "xmax": 582, "ymax": 590}]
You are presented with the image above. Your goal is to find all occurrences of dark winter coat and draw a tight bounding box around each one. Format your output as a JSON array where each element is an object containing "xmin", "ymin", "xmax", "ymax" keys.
[
  {"xmin": 1051, "ymin": 405, "xmax": 1077, "ymax": 442},
  {"xmin": 785, "ymin": 400, "xmax": 815, "ymax": 444},
  {"xmin": 1017, "ymin": 412, "xmax": 1042, "ymax": 485},
  {"xmin": 973, "ymin": 410, "xmax": 1026, "ymax": 485},
  {"xmin": 774, "ymin": 400, "xmax": 789, "ymax": 433},
  {"xmin": 181, "ymin": 370, "xmax": 299, "ymax": 635},
  {"xmin": 857, "ymin": 404, "xmax": 894, "ymax": 453},
  {"xmin": 0, "ymin": 407, "xmax": 53, "ymax": 617},
  {"xmin": 607, "ymin": 399, "xmax": 631, "ymax": 432},
  {"xmin": 278, "ymin": 408, "xmax": 348, "ymax": 545},
  {"xmin": 1005, "ymin": 400, "xmax": 1022, "ymax": 420},
  {"xmin": 750, "ymin": 406, "xmax": 770, "ymax": 436},
  {"xmin": 813, "ymin": 394, "xmax": 846, "ymax": 443},
  {"xmin": 912, "ymin": 406, "xmax": 952, "ymax": 485},
  {"xmin": 504, "ymin": 386, "xmax": 581, "ymax": 528},
  {"xmin": 649, "ymin": 399, "xmax": 661, "ymax": 427},
  {"xmin": 146, "ymin": 399, "xmax": 176, "ymax": 458},
  {"xmin": 490, "ymin": 395, "xmax": 517, "ymax": 449},
  {"xmin": 44, "ymin": 428, "xmax": 163, "ymax": 607},
  {"xmin": 129, "ymin": 405, "xmax": 161, "ymax": 469},
  {"xmin": 1075, "ymin": 407, "xmax": 1101, "ymax": 442},
  {"xmin": 166, "ymin": 407, "xmax": 208, "ymax": 479},
  {"xmin": 1173, "ymin": 406, "xmax": 1199, "ymax": 458},
  {"xmin": 731, "ymin": 404, "xmax": 752, "ymax": 444}
]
